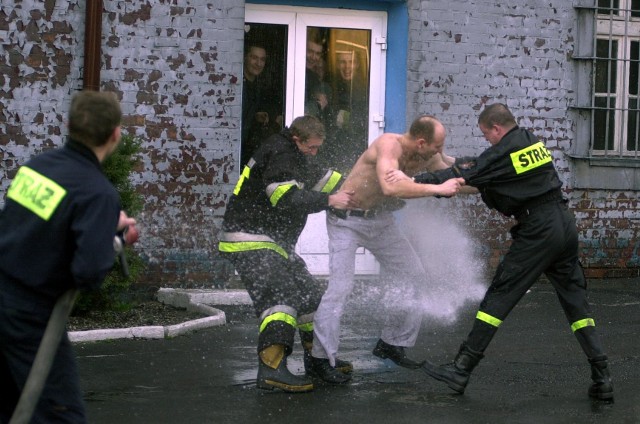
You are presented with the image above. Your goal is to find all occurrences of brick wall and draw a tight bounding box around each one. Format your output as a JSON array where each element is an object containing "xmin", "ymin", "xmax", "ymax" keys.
[
  {"xmin": 0, "ymin": 1, "xmax": 243, "ymax": 287},
  {"xmin": 100, "ymin": 1, "xmax": 243, "ymax": 286},
  {"xmin": 1, "ymin": 1, "xmax": 638, "ymax": 286}
]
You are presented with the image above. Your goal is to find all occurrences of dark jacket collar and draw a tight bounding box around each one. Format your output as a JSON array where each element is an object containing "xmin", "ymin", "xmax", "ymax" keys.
[{"xmin": 65, "ymin": 138, "xmax": 101, "ymax": 168}]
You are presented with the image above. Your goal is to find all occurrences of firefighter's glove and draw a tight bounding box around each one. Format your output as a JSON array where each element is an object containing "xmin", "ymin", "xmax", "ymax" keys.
[
  {"xmin": 413, "ymin": 172, "xmax": 440, "ymax": 185},
  {"xmin": 453, "ymin": 156, "xmax": 477, "ymax": 173}
]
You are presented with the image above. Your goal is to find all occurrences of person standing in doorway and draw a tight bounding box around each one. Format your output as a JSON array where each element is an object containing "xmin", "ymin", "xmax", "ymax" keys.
[
  {"xmin": 304, "ymin": 33, "xmax": 334, "ymax": 134},
  {"xmin": 318, "ymin": 49, "xmax": 370, "ymax": 175},
  {"xmin": 241, "ymin": 41, "xmax": 281, "ymax": 166}
]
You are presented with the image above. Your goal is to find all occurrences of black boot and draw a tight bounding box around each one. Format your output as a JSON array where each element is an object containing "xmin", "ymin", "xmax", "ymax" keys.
[
  {"xmin": 588, "ymin": 356, "xmax": 614, "ymax": 400},
  {"xmin": 257, "ymin": 344, "xmax": 314, "ymax": 393},
  {"xmin": 421, "ymin": 343, "xmax": 483, "ymax": 394},
  {"xmin": 306, "ymin": 355, "xmax": 352, "ymax": 384},
  {"xmin": 303, "ymin": 349, "xmax": 354, "ymax": 375},
  {"xmin": 372, "ymin": 339, "xmax": 425, "ymax": 369},
  {"xmin": 300, "ymin": 330, "xmax": 353, "ymax": 374}
]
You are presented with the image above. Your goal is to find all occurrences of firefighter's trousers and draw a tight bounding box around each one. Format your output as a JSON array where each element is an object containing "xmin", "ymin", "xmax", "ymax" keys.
[
  {"xmin": 466, "ymin": 200, "xmax": 606, "ymax": 360},
  {"xmin": 221, "ymin": 249, "xmax": 325, "ymax": 354}
]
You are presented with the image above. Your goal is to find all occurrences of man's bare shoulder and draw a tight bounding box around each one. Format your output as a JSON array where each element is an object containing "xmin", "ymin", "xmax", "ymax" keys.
[
  {"xmin": 371, "ymin": 132, "xmax": 404, "ymax": 159},
  {"xmin": 352, "ymin": 133, "xmax": 400, "ymax": 164},
  {"xmin": 374, "ymin": 132, "xmax": 402, "ymax": 147}
]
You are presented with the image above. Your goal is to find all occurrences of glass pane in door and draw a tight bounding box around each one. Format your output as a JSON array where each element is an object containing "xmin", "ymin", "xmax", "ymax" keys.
[
  {"xmin": 241, "ymin": 23, "xmax": 287, "ymax": 166},
  {"xmin": 305, "ymin": 27, "xmax": 372, "ymax": 174}
]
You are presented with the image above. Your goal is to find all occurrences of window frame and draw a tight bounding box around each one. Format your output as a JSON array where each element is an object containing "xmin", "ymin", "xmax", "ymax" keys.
[
  {"xmin": 593, "ymin": 1, "xmax": 640, "ymax": 156},
  {"xmin": 571, "ymin": 0, "xmax": 640, "ymax": 190}
]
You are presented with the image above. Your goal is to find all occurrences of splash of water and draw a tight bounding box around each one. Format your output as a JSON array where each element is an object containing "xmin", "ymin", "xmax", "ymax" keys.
[{"xmin": 394, "ymin": 197, "xmax": 488, "ymax": 324}]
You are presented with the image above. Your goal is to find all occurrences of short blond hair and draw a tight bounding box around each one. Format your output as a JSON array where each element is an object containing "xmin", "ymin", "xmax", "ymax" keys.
[{"xmin": 290, "ymin": 115, "xmax": 326, "ymax": 141}]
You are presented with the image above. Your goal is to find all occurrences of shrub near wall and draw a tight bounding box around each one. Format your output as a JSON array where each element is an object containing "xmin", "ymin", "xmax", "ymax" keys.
[{"xmin": 74, "ymin": 133, "xmax": 145, "ymax": 313}]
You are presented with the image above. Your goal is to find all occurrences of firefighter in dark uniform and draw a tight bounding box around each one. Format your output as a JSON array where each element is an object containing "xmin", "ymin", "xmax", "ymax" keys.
[
  {"xmin": 0, "ymin": 90, "xmax": 136, "ymax": 423},
  {"xmin": 407, "ymin": 103, "xmax": 613, "ymax": 400},
  {"xmin": 218, "ymin": 115, "xmax": 358, "ymax": 392}
]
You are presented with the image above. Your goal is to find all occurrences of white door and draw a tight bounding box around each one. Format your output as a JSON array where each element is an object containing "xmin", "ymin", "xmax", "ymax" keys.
[{"xmin": 244, "ymin": 5, "xmax": 387, "ymax": 275}]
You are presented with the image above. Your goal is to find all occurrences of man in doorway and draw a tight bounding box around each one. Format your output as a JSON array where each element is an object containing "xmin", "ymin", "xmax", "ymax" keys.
[
  {"xmin": 404, "ymin": 103, "xmax": 613, "ymax": 400},
  {"xmin": 308, "ymin": 115, "xmax": 466, "ymax": 383},
  {"xmin": 219, "ymin": 115, "xmax": 358, "ymax": 393},
  {"xmin": 322, "ymin": 49, "xmax": 370, "ymax": 174},
  {"xmin": 241, "ymin": 41, "xmax": 280, "ymax": 166},
  {"xmin": 305, "ymin": 35, "xmax": 330, "ymax": 114}
]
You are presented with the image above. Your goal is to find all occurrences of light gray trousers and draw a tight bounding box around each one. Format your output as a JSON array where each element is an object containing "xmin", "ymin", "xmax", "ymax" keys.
[{"xmin": 312, "ymin": 211, "xmax": 427, "ymax": 366}]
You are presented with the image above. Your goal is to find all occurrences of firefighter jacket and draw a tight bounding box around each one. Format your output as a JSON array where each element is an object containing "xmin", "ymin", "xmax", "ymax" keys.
[
  {"xmin": 0, "ymin": 139, "xmax": 121, "ymax": 302},
  {"xmin": 415, "ymin": 126, "xmax": 562, "ymax": 217},
  {"xmin": 219, "ymin": 128, "xmax": 342, "ymax": 256}
]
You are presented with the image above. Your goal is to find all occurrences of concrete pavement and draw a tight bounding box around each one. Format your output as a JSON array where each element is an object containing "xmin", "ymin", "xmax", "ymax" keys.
[{"xmin": 75, "ymin": 278, "xmax": 640, "ymax": 424}]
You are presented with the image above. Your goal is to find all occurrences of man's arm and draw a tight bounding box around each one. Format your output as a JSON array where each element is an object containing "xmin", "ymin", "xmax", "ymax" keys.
[{"xmin": 376, "ymin": 137, "xmax": 463, "ymax": 199}]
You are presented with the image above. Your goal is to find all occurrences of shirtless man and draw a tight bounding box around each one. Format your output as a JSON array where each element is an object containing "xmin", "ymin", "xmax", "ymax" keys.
[{"xmin": 306, "ymin": 115, "xmax": 465, "ymax": 383}]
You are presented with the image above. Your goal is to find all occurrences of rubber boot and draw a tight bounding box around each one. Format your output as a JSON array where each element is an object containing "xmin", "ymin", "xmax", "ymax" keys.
[
  {"xmin": 422, "ymin": 343, "xmax": 484, "ymax": 394},
  {"xmin": 588, "ymin": 356, "xmax": 614, "ymax": 400},
  {"xmin": 300, "ymin": 330, "xmax": 353, "ymax": 375},
  {"xmin": 257, "ymin": 344, "xmax": 314, "ymax": 393}
]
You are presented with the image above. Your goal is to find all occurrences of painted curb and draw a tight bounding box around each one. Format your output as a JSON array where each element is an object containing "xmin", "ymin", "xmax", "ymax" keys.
[
  {"xmin": 68, "ymin": 289, "xmax": 237, "ymax": 343},
  {"xmin": 157, "ymin": 288, "xmax": 252, "ymax": 306},
  {"xmin": 69, "ymin": 326, "xmax": 165, "ymax": 342}
]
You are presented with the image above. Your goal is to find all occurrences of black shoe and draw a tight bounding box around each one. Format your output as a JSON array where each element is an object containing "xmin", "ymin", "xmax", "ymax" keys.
[
  {"xmin": 589, "ymin": 380, "xmax": 614, "ymax": 401},
  {"xmin": 372, "ymin": 339, "xmax": 425, "ymax": 369},
  {"xmin": 303, "ymin": 349, "xmax": 353, "ymax": 375},
  {"xmin": 589, "ymin": 358, "xmax": 614, "ymax": 401},
  {"xmin": 422, "ymin": 360, "xmax": 469, "ymax": 394},
  {"xmin": 307, "ymin": 356, "xmax": 352, "ymax": 384},
  {"xmin": 257, "ymin": 357, "xmax": 314, "ymax": 393}
]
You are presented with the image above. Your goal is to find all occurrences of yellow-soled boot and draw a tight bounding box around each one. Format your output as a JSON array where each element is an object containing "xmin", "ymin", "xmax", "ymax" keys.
[{"xmin": 257, "ymin": 344, "xmax": 314, "ymax": 393}]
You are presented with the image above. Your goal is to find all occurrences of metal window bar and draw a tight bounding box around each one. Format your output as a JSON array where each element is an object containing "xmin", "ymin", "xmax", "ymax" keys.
[
  {"xmin": 631, "ymin": 2, "xmax": 640, "ymax": 156},
  {"xmin": 621, "ymin": 1, "xmax": 632, "ymax": 156},
  {"xmin": 592, "ymin": 4, "xmax": 615, "ymax": 157},
  {"xmin": 630, "ymin": 40, "xmax": 640, "ymax": 156},
  {"xmin": 635, "ymin": 42, "xmax": 639, "ymax": 155}
]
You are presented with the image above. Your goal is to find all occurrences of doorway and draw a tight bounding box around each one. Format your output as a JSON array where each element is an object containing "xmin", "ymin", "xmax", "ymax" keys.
[{"xmin": 244, "ymin": 4, "xmax": 387, "ymax": 275}]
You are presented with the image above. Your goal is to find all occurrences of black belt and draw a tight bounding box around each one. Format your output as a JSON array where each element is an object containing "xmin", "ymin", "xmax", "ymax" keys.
[
  {"xmin": 330, "ymin": 208, "xmax": 379, "ymax": 219},
  {"xmin": 513, "ymin": 189, "xmax": 564, "ymax": 220}
]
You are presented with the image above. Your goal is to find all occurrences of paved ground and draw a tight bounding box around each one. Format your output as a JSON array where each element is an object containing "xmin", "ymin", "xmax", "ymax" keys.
[{"xmin": 75, "ymin": 278, "xmax": 640, "ymax": 424}]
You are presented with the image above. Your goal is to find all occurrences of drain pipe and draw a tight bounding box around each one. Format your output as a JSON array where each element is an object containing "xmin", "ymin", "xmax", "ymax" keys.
[{"xmin": 83, "ymin": 0, "xmax": 103, "ymax": 90}]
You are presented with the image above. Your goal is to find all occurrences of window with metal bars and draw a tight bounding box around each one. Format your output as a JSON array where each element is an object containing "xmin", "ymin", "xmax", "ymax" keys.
[{"xmin": 592, "ymin": 0, "xmax": 640, "ymax": 157}]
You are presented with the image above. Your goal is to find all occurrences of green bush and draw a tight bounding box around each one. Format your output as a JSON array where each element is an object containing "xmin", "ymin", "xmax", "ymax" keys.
[{"xmin": 73, "ymin": 133, "xmax": 145, "ymax": 314}]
